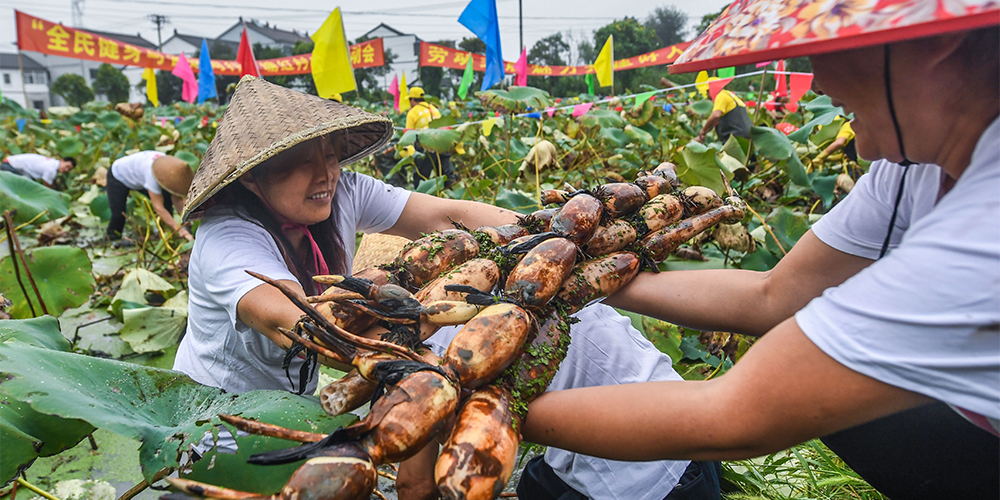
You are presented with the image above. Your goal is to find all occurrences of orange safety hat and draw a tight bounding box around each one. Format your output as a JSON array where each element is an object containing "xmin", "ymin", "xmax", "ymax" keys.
[{"xmin": 670, "ymin": 0, "xmax": 1000, "ymax": 73}]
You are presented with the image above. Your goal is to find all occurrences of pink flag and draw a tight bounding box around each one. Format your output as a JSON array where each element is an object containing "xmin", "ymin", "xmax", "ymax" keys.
[
  {"xmin": 546, "ymin": 106, "xmax": 556, "ymax": 117},
  {"xmin": 171, "ymin": 53, "xmax": 198, "ymax": 104},
  {"xmin": 514, "ymin": 48, "xmax": 527, "ymax": 87},
  {"xmin": 774, "ymin": 60, "xmax": 787, "ymax": 96},
  {"xmin": 571, "ymin": 102, "xmax": 594, "ymax": 117},
  {"xmin": 785, "ymin": 73, "xmax": 814, "ymax": 113},
  {"xmin": 388, "ymin": 74, "xmax": 400, "ymax": 111},
  {"xmin": 756, "ymin": 60, "xmax": 772, "ymax": 68},
  {"xmin": 708, "ymin": 77, "xmax": 734, "ymax": 100}
]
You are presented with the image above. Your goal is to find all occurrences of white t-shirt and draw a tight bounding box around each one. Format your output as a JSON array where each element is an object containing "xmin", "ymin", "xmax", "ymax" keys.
[
  {"xmin": 111, "ymin": 151, "xmax": 164, "ymax": 194},
  {"xmin": 173, "ymin": 172, "xmax": 411, "ymax": 394},
  {"xmin": 6, "ymin": 154, "xmax": 59, "ymax": 184},
  {"xmin": 797, "ymin": 117, "xmax": 1000, "ymax": 434},
  {"xmin": 425, "ymin": 304, "xmax": 689, "ymax": 500}
]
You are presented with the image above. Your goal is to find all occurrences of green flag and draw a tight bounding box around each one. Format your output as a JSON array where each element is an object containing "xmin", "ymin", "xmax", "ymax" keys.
[
  {"xmin": 585, "ymin": 73, "xmax": 595, "ymax": 95},
  {"xmin": 718, "ymin": 66, "xmax": 736, "ymax": 78},
  {"xmin": 458, "ymin": 55, "xmax": 474, "ymax": 100},
  {"xmin": 634, "ymin": 90, "xmax": 656, "ymax": 106}
]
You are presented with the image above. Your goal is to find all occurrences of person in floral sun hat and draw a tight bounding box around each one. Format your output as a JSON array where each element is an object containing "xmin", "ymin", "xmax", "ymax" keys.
[{"xmin": 519, "ymin": 2, "xmax": 999, "ymax": 499}]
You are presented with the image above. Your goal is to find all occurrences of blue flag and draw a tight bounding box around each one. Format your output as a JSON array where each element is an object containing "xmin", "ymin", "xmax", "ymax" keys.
[
  {"xmin": 458, "ymin": 0, "xmax": 503, "ymax": 91},
  {"xmin": 197, "ymin": 39, "xmax": 218, "ymax": 104}
]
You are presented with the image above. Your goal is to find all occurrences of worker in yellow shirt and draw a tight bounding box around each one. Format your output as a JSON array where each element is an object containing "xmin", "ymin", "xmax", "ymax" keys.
[
  {"xmin": 404, "ymin": 87, "xmax": 457, "ymax": 188},
  {"xmin": 697, "ymin": 78, "xmax": 752, "ymax": 145},
  {"xmin": 815, "ymin": 119, "xmax": 858, "ymax": 164},
  {"xmin": 405, "ymin": 87, "xmax": 441, "ymax": 130}
]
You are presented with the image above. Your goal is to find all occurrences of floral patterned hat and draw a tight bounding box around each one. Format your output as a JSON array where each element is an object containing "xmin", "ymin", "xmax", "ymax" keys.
[{"xmin": 670, "ymin": 0, "xmax": 1000, "ymax": 73}]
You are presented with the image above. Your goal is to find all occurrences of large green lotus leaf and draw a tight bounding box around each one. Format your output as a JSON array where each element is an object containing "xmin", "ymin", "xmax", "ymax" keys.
[
  {"xmin": 97, "ymin": 111, "xmax": 121, "ymax": 129},
  {"xmin": 676, "ymin": 141, "xmax": 730, "ymax": 195},
  {"xmin": 89, "ymin": 193, "xmax": 112, "ymax": 221},
  {"xmin": 111, "ymin": 268, "xmax": 176, "ymax": 320},
  {"xmin": 0, "ymin": 316, "xmax": 70, "ymax": 351},
  {"xmin": 687, "ymin": 99, "xmax": 714, "ymax": 117},
  {"xmin": 119, "ymin": 291, "xmax": 187, "ymax": 353},
  {"xmin": 397, "ymin": 129, "xmax": 418, "ymax": 148},
  {"xmin": 476, "ymin": 87, "xmax": 552, "ymax": 114},
  {"xmin": 764, "ymin": 206, "xmax": 812, "ymax": 255},
  {"xmin": 174, "ymin": 150, "xmax": 200, "ymax": 169},
  {"xmin": 415, "ymin": 129, "xmax": 462, "ymax": 154},
  {"xmin": 0, "ymin": 246, "xmax": 94, "ymax": 319},
  {"xmin": 578, "ymin": 109, "xmax": 625, "ymax": 130},
  {"xmin": 810, "ymin": 117, "xmax": 846, "ymax": 148},
  {"xmin": 175, "ymin": 116, "xmax": 200, "ymax": 134},
  {"xmin": 598, "ymin": 128, "xmax": 629, "ymax": 148},
  {"xmin": 751, "ymin": 126, "xmax": 811, "ymax": 187},
  {"xmin": 623, "ymin": 125, "xmax": 654, "ymax": 146},
  {"xmin": 0, "ymin": 317, "xmax": 95, "ymax": 486},
  {"xmin": 55, "ymin": 136, "xmax": 85, "ymax": 157},
  {"xmin": 494, "ymin": 188, "xmax": 538, "ymax": 214},
  {"xmin": 67, "ymin": 111, "xmax": 97, "ymax": 125},
  {"xmin": 0, "ymin": 171, "xmax": 72, "ymax": 224},
  {"xmin": 787, "ymin": 95, "xmax": 844, "ymax": 143},
  {"xmin": 0, "ymin": 342, "xmax": 356, "ymax": 485}
]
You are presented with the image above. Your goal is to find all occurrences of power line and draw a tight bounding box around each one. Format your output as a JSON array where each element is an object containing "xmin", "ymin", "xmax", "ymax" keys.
[{"xmin": 147, "ymin": 13, "xmax": 169, "ymax": 49}]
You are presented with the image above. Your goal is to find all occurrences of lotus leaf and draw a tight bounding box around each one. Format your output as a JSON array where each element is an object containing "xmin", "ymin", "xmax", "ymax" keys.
[
  {"xmin": 118, "ymin": 291, "xmax": 188, "ymax": 353},
  {"xmin": 0, "ymin": 171, "xmax": 71, "ymax": 224},
  {"xmin": 578, "ymin": 109, "xmax": 625, "ymax": 130},
  {"xmin": 0, "ymin": 342, "xmax": 356, "ymax": 487},
  {"xmin": 477, "ymin": 87, "xmax": 553, "ymax": 114},
  {"xmin": 0, "ymin": 245, "xmax": 94, "ymax": 319},
  {"xmin": 751, "ymin": 126, "xmax": 812, "ymax": 187}
]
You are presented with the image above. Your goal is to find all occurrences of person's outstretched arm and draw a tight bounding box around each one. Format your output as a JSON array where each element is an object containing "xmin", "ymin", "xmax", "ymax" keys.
[
  {"xmin": 389, "ymin": 191, "xmax": 521, "ymax": 240},
  {"xmin": 603, "ymin": 230, "xmax": 872, "ymax": 336},
  {"xmin": 520, "ymin": 317, "xmax": 931, "ymax": 461},
  {"xmin": 149, "ymin": 192, "xmax": 193, "ymax": 240}
]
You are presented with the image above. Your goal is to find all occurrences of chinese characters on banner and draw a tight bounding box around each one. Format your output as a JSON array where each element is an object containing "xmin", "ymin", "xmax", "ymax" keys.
[
  {"xmin": 418, "ymin": 41, "xmax": 692, "ymax": 77},
  {"xmin": 15, "ymin": 10, "xmax": 384, "ymax": 77}
]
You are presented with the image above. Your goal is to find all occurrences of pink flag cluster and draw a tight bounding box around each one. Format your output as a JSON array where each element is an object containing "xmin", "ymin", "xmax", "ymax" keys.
[{"xmin": 171, "ymin": 53, "xmax": 199, "ymax": 104}]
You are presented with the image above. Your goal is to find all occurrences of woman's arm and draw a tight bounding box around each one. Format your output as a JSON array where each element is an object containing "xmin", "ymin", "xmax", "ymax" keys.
[
  {"xmin": 388, "ymin": 192, "xmax": 521, "ymax": 240},
  {"xmin": 148, "ymin": 192, "xmax": 193, "ymax": 240},
  {"xmin": 237, "ymin": 281, "xmax": 355, "ymax": 372},
  {"xmin": 603, "ymin": 230, "xmax": 873, "ymax": 336},
  {"xmin": 521, "ymin": 317, "xmax": 931, "ymax": 461}
]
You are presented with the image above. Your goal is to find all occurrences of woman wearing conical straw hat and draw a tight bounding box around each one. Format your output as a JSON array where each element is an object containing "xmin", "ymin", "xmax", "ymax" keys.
[
  {"xmin": 522, "ymin": 2, "xmax": 999, "ymax": 498},
  {"xmin": 173, "ymin": 77, "xmax": 707, "ymax": 499}
]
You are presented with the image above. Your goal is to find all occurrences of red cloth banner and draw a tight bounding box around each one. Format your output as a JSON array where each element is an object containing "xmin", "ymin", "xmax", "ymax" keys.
[
  {"xmin": 15, "ymin": 10, "xmax": 384, "ymax": 76},
  {"xmin": 419, "ymin": 41, "xmax": 691, "ymax": 76}
]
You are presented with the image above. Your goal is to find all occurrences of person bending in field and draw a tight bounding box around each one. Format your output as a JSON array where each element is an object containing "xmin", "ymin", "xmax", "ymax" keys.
[
  {"xmin": 696, "ymin": 77, "xmax": 752, "ymax": 145},
  {"xmin": 172, "ymin": 77, "xmax": 721, "ymax": 500},
  {"xmin": 1, "ymin": 153, "xmax": 76, "ymax": 188},
  {"xmin": 519, "ymin": 4, "xmax": 999, "ymax": 500},
  {"xmin": 105, "ymin": 151, "xmax": 194, "ymax": 242}
]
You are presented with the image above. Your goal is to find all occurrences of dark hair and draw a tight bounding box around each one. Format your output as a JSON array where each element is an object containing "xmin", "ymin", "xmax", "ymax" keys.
[
  {"xmin": 62, "ymin": 157, "xmax": 77, "ymax": 168},
  {"xmin": 212, "ymin": 135, "xmax": 348, "ymax": 294}
]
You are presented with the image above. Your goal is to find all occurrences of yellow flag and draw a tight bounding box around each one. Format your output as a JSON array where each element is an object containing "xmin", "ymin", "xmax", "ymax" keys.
[
  {"xmin": 695, "ymin": 71, "xmax": 709, "ymax": 98},
  {"xmin": 593, "ymin": 35, "xmax": 613, "ymax": 88},
  {"xmin": 398, "ymin": 72, "xmax": 411, "ymax": 113},
  {"xmin": 142, "ymin": 67, "xmax": 159, "ymax": 107},
  {"xmin": 311, "ymin": 7, "xmax": 357, "ymax": 98}
]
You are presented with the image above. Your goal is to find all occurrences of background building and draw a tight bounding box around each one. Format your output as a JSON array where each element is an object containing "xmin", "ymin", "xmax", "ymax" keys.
[
  {"xmin": 362, "ymin": 23, "xmax": 420, "ymax": 92},
  {"xmin": 0, "ymin": 52, "xmax": 51, "ymax": 109}
]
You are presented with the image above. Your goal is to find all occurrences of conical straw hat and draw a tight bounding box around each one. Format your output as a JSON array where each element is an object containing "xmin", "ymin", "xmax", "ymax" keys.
[
  {"xmin": 352, "ymin": 232, "xmax": 412, "ymax": 274},
  {"xmin": 182, "ymin": 76, "xmax": 393, "ymax": 221},
  {"xmin": 151, "ymin": 155, "xmax": 194, "ymax": 198}
]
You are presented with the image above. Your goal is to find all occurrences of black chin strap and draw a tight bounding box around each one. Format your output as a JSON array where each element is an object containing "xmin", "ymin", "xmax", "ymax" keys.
[{"xmin": 884, "ymin": 45, "xmax": 915, "ymax": 168}]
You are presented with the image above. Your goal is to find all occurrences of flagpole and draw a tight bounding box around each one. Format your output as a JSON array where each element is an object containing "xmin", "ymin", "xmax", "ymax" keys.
[{"xmin": 16, "ymin": 49, "xmax": 30, "ymax": 108}]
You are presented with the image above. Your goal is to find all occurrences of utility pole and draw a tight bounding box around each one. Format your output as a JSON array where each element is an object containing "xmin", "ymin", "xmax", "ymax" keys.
[
  {"xmin": 148, "ymin": 14, "xmax": 169, "ymax": 51},
  {"xmin": 519, "ymin": 0, "xmax": 523, "ymax": 51},
  {"xmin": 71, "ymin": 0, "xmax": 85, "ymax": 27}
]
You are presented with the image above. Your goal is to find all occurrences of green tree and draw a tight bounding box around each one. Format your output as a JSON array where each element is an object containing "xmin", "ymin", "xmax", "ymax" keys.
[
  {"xmin": 51, "ymin": 74, "xmax": 94, "ymax": 107},
  {"xmin": 645, "ymin": 6, "xmax": 687, "ymax": 46},
  {"xmin": 92, "ymin": 63, "xmax": 131, "ymax": 103},
  {"xmin": 153, "ymin": 71, "xmax": 183, "ymax": 105},
  {"xmin": 526, "ymin": 33, "xmax": 586, "ymax": 97},
  {"xmin": 592, "ymin": 17, "xmax": 660, "ymax": 94},
  {"xmin": 696, "ymin": 5, "xmax": 728, "ymax": 35}
]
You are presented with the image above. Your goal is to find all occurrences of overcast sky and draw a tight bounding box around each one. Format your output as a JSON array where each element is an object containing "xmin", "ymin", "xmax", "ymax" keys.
[{"xmin": 1, "ymin": 0, "xmax": 730, "ymax": 62}]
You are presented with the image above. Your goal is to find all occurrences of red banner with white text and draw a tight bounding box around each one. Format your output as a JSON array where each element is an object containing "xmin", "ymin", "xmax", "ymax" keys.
[{"xmin": 15, "ymin": 10, "xmax": 384, "ymax": 76}]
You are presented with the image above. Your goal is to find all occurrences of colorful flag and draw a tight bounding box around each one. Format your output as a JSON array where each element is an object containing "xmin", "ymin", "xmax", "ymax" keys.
[
  {"xmin": 585, "ymin": 73, "xmax": 594, "ymax": 95},
  {"xmin": 717, "ymin": 66, "xmax": 735, "ymax": 78},
  {"xmin": 593, "ymin": 35, "xmax": 613, "ymax": 88},
  {"xmin": 398, "ymin": 72, "xmax": 410, "ymax": 113},
  {"xmin": 237, "ymin": 25, "xmax": 260, "ymax": 77},
  {"xmin": 695, "ymin": 71, "xmax": 709, "ymax": 98},
  {"xmin": 708, "ymin": 77, "xmax": 734, "ymax": 100},
  {"xmin": 457, "ymin": 55, "xmax": 474, "ymax": 100},
  {"xmin": 775, "ymin": 60, "xmax": 787, "ymax": 96},
  {"xmin": 514, "ymin": 48, "xmax": 527, "ymax": 87},
  {"xmin": 142, "ymin": 67, "xmax": 159, "ymax": 107},
  {"xmin": 171, "ymin": 53, "xmax": 198, "ymax": 104},
  {"xmin": 388, "ymin": 74, "xmax": 400, "ymax": 111},
  {"xmin": 571, "ymin": 102, "xmax": 594, "ymax": 117},
  {"xmin": 197, "ymin": 39, "xmax": 217, "ymax": 104},
  {"xmin": 458, "ymin": 0, "xmax": 503, "ymax": 91},
  {"xmin": 311, "ymin": 7, "xmax": 357, "ymax": 98},
  {"xmin": 634, "ymin": 90, "xmax": 656, "ymax": 106},
  {"xmin": 786, "ymin": 73, "xmax": 814, "ymax": 113}
]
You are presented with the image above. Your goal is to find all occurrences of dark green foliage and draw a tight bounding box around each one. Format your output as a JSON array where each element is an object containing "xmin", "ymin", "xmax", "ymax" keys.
[
  {"xmin": 92, "ymin": 63, "xmax": 131, "ymax": 104},
  {"xmin": 51, "ymin": 74, "xmax": 94, "ymax": 107}
]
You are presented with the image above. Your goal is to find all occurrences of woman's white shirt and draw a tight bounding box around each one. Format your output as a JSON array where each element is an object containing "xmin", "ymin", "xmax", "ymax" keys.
[{"xmin": 173, "ymin": 172, "xmax": 410, "ymax": 394}]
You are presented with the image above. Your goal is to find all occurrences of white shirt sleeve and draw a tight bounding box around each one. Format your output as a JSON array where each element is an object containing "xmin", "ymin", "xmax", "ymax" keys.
[
  {"xmin": 342, "ymin": 172, "xmax": 411, "ymax": 234},
  {"xmin": 8, "ymin": 154, "xmax": 59, "ymax": 184},
  {"xmin": 796, "ymin": 150, "xmax": 1000, "ymax": 420}
]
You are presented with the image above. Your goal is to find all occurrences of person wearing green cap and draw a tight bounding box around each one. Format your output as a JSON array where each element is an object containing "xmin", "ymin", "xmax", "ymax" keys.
[{"xmin": 520, "ymin": 3, "xmax": 999, "ymax": 499}]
